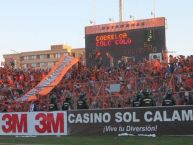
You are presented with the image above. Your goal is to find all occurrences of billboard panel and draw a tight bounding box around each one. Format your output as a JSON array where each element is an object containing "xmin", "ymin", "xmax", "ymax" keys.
[
  {"xmin": 68, "ymin": 106, "xmax": 193, "ymax": 136},
  {"xmin": 0, "ymin": 111, "xmax": 67, "ymax": 136},
  {"xmin": 85, "ymin": 17, "xmax": 166, "ymax": 67}
]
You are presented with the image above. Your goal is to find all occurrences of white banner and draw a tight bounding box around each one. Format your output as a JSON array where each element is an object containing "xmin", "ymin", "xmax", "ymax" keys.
[{"xmin": 0, "ymin": 111, "xmax": 67, "ymax": 135}]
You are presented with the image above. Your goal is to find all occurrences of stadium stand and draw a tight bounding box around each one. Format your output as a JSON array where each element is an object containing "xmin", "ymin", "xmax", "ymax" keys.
[{"xmin": 0, "ymin": 55, "xmax": 192, "ymax": 112}]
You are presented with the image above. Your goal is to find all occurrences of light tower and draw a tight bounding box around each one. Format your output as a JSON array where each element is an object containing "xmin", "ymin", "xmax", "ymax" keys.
[{"xmin": 119, "ymin": 0, "xmax": 124, "ymax": 22}]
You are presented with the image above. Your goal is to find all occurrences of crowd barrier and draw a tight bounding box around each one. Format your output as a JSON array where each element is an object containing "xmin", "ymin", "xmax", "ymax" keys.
[
  {"xmin": 71, "ymin": 72, "xmax": 192, "ymax": 108},
  {"xmin": 0, "ymin": 106, "xmax": 193, "ymax": 136}
]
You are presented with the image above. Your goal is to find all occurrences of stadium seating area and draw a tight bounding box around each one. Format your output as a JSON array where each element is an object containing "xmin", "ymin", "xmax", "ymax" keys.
[
  {"xmin": 0, "ymin": 68, "xmax": 48, "ymax": 111},
  {"xmin": 0, "ymin": 55, "xmax": 193, "ymax": 112}
]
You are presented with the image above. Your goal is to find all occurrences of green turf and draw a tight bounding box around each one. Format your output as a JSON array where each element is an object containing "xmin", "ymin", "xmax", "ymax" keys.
[{"xmin": 0, "ymin": 136, "xmax": 193, "ymax": 145}]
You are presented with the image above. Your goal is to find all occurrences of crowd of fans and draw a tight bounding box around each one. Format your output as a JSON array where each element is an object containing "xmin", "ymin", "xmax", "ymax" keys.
[
  {"xmin": 0, "ymin": 68, "xmax": 48, "ymax": 112},
  {"xmin": 0, "ymin": 55, "xmax": 193, "ymax": 112}
]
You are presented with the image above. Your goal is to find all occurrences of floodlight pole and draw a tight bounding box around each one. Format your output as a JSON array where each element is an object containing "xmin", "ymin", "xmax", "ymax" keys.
[
  {"xmin": 153, "ymin": 0, "xmax": 156, "ymax": 18},
  {"xmin": 119, "ymin": 0, "xmax": 124, "ymax": 22}
]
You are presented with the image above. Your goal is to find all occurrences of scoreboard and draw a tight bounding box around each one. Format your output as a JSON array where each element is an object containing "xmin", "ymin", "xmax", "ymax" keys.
[{"xmin": 85, "ymin": 17, "xmax": 166, "ymax": 67}]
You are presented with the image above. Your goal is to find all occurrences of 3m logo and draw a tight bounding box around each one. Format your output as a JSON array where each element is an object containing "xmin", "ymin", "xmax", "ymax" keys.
[
  {"xmin": 35, "ymin": 113, "xmax": 64, "ymax": 133},
  {"xmin": 2, "ymin": 114, "xmax": 27, "ymax": 133}
]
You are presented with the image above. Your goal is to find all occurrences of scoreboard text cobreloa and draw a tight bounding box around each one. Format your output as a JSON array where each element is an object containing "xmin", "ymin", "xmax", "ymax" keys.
[{"xmin": 96, "ymin": 32, "xmax": 132, "ymax": 47}]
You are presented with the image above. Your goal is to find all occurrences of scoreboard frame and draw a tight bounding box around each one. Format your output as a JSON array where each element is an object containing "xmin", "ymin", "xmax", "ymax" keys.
[{"xmin": 85, "ymin": 17, "xmax": 166, "ymax": 67}]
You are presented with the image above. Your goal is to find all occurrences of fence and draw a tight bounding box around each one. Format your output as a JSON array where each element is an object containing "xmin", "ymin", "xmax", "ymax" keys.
[
  {"xmin": 0, "ymin": 72, "xmax": 192, "ymax": 112},
  {"xmin": 68, "ymin": 72, "xmax": 193, "ymax": 109}
]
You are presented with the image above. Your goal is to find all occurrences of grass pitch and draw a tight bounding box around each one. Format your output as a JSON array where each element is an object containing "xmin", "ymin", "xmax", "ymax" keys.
[{"xmin": 0, "ymin": 135, "xmax": 193, "ymax": 145}]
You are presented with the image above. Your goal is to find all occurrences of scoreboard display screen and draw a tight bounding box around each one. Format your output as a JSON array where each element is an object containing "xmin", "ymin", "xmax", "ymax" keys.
[{"xmin": 85, "ymin": 18, "xmax": 166, "ymax": 67}]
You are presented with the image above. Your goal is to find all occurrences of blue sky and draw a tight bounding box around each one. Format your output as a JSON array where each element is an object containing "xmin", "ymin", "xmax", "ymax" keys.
[{"xmin": 0, "ymin": 0, "xmax": 193, "ymax": 62}]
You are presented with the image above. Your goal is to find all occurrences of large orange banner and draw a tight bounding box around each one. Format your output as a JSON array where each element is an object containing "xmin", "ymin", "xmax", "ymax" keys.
[{"xmin": 19, "ymin": 55, "xmax": 79, "ymax": 101}]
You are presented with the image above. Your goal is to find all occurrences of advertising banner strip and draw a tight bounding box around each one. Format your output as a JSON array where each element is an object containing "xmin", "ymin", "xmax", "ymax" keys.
[
  {"xmin": 0, "ymin": 111, "xmax": 67, "ymax": 135},
  {"xmin": 18, "ymin": 55, "xmax": 79, "ymax": 101},
  {"xmin": 68, "ymin": 106, "xmax": 193, "ymax": 136},
  {"xmin": 0, "ymin": 106, "xmax": 193, "ymax": 136}
]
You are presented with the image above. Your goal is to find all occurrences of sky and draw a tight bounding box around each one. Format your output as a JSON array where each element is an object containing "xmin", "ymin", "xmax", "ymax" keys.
[{"xmin": 0, "ymin": 0, "xmax": 193, "ymax": 62}]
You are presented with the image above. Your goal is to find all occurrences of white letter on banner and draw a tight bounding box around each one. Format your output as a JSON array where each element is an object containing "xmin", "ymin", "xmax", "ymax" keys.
[
  {"xmin": 153, "ymin": 111, "xmax": 163, "ymax": 122},
  {"xmin": 172, "ymin": 111, "xmax": 181, "ymax": 121},
  {"xmin": 68, "ymin": 114, "xmax": 75, "ymax": 123},
  {"xmin": 144, "ymin": 111, "xmax": 153, "ymax": 122},
  {"xmin": 181, "ymin": 110, "xmax": 193, "ymax": 121},
  {"xmin": 115, "ymin": 112, "xmax": 122, "ymax": 123},
  {"xmin": 103, "ymin": 113, "xmax": 111, "ymax": 123}
]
